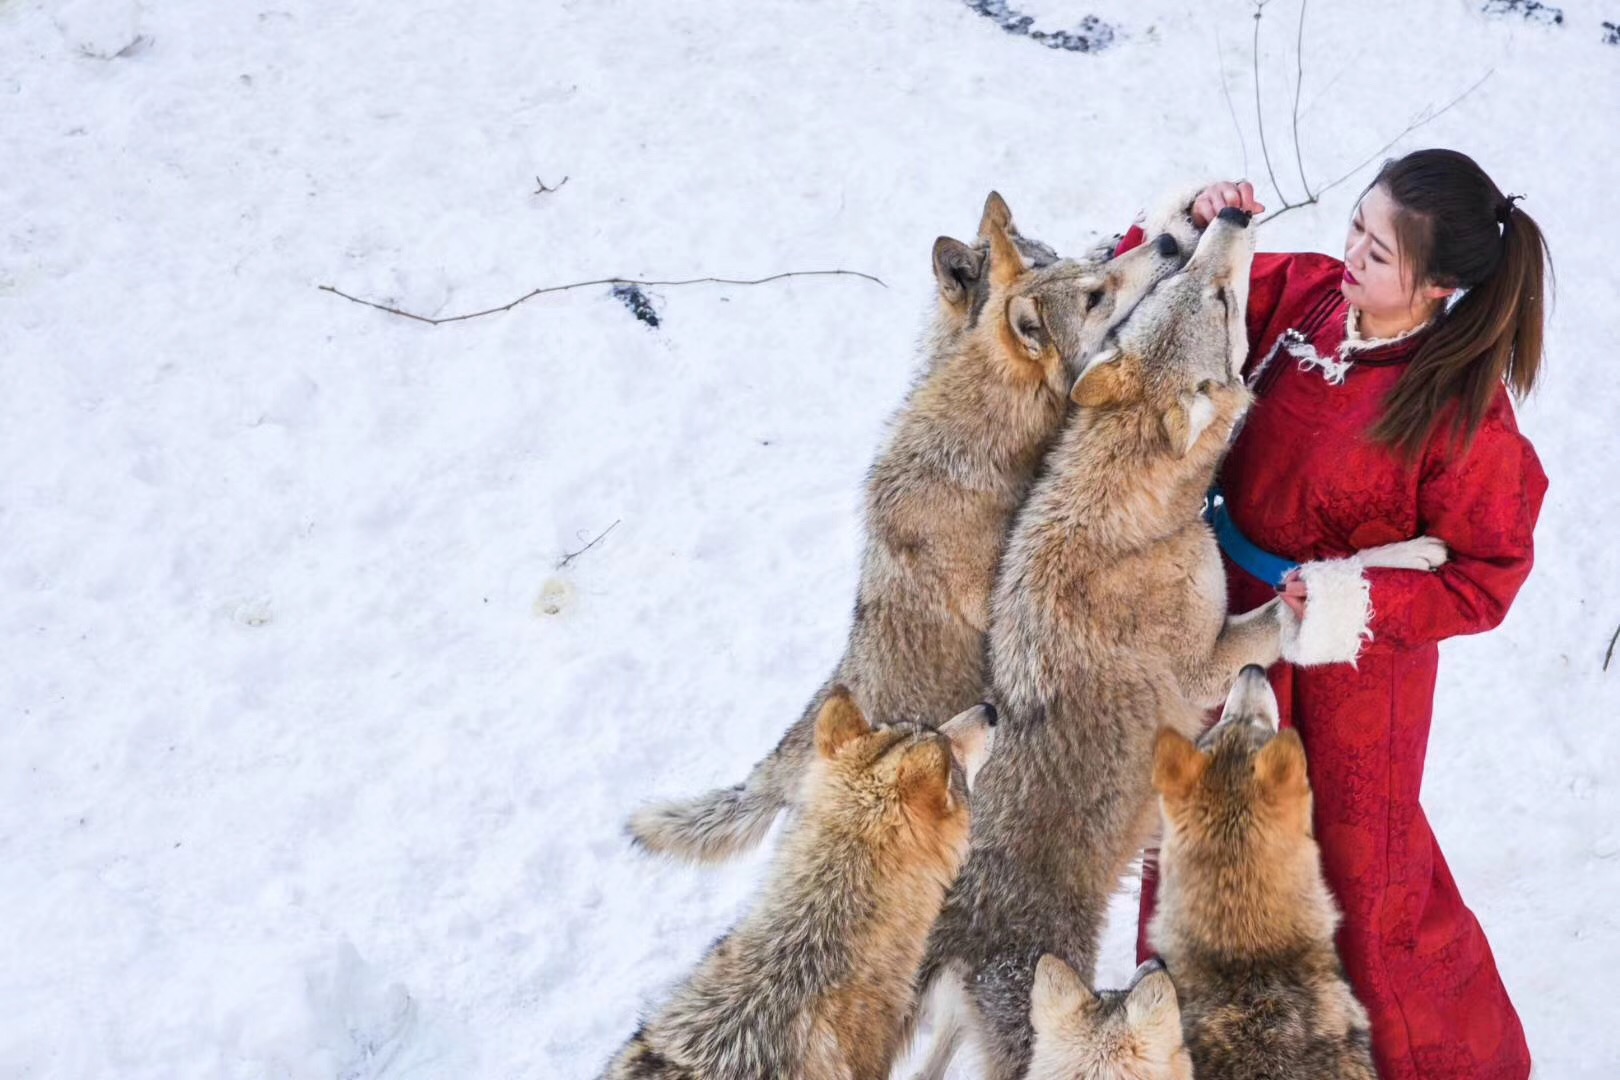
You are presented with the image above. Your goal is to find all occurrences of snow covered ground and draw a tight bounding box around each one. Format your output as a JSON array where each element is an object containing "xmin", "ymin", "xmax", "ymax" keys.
[{"xmin": 3, "ymin": 0, "xmax": 1617, "ymax": 1076}]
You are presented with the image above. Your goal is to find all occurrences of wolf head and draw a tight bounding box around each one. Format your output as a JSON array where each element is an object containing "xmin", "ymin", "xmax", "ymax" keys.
[
  {"xmin": 804, "ymin": 688, "xmax": 995, "ymax": 865},
  {"xmin": 931, "ymin": 192, "xmax": 1188, "ymax": 400},
  {"xmin": 1026, "ymin": 955, "xmax": 1193, "ymax": 1080},
  {"xmin": 1152, "ymin": 666, "xmax": 1338, "ymax": 954},
  {"xmin": 932, "ymin": 193, "xmax": 1059, "ymax": 333},
  {"xmin": 1069, "ymin": 207, "xmax": 1256, "ymax": 458}
]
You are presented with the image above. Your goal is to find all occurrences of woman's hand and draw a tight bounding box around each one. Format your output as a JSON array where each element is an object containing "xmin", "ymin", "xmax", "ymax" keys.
[
  {"xmin": 1278, "ymin": 570, "xmax": 1307, "ymax": 618},
  {"xmin": 1191, "ymin": 180, "xmax": 1266, "ymax": 229}
]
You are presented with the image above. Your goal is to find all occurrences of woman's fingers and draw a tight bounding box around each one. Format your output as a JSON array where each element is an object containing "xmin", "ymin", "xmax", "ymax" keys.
[
  {"xmin": 1192, "ymin": 180, "xmax": 1268, "ymax": 228},
  {"xmin": 1191, "ymin": 193, "xmax": 1217, "ymax": 228},
  {"xmin": 1279, "ymin": 575, "xmax": 1307, "ymax": 618}
]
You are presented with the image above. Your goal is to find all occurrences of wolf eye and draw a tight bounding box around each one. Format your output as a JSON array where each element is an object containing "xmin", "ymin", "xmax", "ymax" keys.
[{"xmin": 1086, "ymin": 290, "xmax": 1105, "ymax": 312}]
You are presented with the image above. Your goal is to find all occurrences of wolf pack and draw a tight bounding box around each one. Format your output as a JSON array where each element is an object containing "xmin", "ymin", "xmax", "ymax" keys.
[{"xmin": 600, "ymin": 189, "xmax": 1450, "ymax": 1079}]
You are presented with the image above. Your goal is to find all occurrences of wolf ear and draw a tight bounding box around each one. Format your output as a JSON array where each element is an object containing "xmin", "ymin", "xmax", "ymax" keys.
[
  {"xmin": 1031, "ymin": 954, "xmax": 1093, "ymax": 1034},
  {"xmin": 1160, "ymin": 390, "xmax": 1218, "ymax": 456},
  {"xmin": 1005, "ymin": 294, "xmax": 1049, "ymax": 360},
  {"xmin": 814, "ymin": 687, "xmax": 870, "ymax": 760},
  {"xmin": 1153, "ymin": 728, "xmax": 1207, "ymax": 798},
  {"xmin": 979, "ymin": 191, "xmax": 1024, "ymax": 289},
  {"xmin": 1124, "ymin": 967, "xmax": 1184, "ymax": 1048},
  {"xmin": 1255, "ymin": 729, "xmax": 1310, "ymax": 800},
  {"xmin": 933, "ymin": 236, "xmax": 984, "ymax": 308},
  {"xmin": 1070, "ymin": 349, "xmax": 1130, "ymax": 408},
  {"xmin": 897, "ymin": 738, "xmax": 954, "ymax": 815}
]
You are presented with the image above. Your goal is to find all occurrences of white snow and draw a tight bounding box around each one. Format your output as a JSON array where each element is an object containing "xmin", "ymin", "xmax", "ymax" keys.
[{"xmin": 3, "ymin": 0, "xmax": 1617, "ymax": 1076}]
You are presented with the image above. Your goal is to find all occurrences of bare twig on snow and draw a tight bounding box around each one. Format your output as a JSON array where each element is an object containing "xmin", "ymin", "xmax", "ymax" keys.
[
  {"xmin": 557, "ymin": 519, "xmax": 621, "ymax": 570},
  {"xmin": 318, "ymin": 268, "xmax": 887, "ymax": 326}
]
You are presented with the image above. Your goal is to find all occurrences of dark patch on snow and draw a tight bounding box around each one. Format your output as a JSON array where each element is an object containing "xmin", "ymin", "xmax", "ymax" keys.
[
  {"xmin": 1603, "ymin": 20, "xmax": 1620, "ymax": 44},
  {"xmin": 966, "ymin": 1, "xmax": 1118, "ymax": 53},
  {"xmin": 1480, "ymin": 0, "xmax": 1564, "ymax": 26},
  {"xmin": 612, "ymin": 283, "xmax": 660, "ymax": 328}
]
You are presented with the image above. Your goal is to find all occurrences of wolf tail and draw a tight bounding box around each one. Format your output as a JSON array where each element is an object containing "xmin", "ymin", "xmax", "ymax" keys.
[
  {"xmin": 626, "ymin": 781, "xmax": 786, "ymax": 863},
  {"xmin": 625, "ymin": 694, "xmax": 822, "ymax": 863}
]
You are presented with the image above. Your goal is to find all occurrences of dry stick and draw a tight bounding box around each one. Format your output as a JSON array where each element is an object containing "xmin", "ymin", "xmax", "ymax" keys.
[
  {"xmin": 319, "ymin": 269, "xmax": 888, "ymax": 326},
  {"xmin": 1604, "ymin": 622, "xmax": 1620, "ymax": 672},
  {"xmin": 557, "ymin": 519, "xmax": 621, "ymax": 570},
  {"xmin": 1290, "ymin": 0, "xmax": 1311, "ymax": 200},
  {"xmin": 1258, "ymin": 68, "xmax": 1494, "ymax": 228},
  {"xmin": 534, "ymin": 175, "xmax": 569, "ymax": 195},
  {"xmin": 1251, "ymin": 1, "xmax": 1292, "ymax": 209},
  {"xmin": 1215, "ymin": 29, "xmax": 1252, "ymax": 183}
]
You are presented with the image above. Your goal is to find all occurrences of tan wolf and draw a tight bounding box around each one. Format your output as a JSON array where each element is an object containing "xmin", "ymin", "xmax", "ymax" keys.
[
  {"xmin": 627, "ymin": 194, "xmax": 1190, "ymax": 864},
  {"xmin": 1024, "ymin": 956, "xmax": 1193, "ymax": 1080},
  {"xmin": 912, "ymin": 207, "xmax": 1281, "ymax": 1080},
  {"xmin": 1150, "ymin": 666, "xmax": 1377, "ymax": 1079},
  {"xmin": 602, "ymin": 689, "xmax": 994, "ymax": 1080}
]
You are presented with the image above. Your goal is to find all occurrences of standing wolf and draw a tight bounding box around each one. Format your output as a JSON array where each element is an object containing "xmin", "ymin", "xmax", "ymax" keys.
[
  {"xmin": 1151, "ymin": 666, "xmax": 1377, "ymax": 1079},
  {"xmin": 914, "ymin": 208, "xmax": 1283, "ymax": 1080},
  {"xmin": 602, "ymin": 690, "xmax": 994, "ymax": 1080},
  {"xmin": 628, "ymin": 195, "xmax": 1190, "ymax": 863}
]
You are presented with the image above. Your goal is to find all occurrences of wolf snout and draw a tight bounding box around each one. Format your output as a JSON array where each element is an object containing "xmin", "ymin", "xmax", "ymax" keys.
[
  {"xmin": 1216, "ymin": 206, "xmax": 1252, "ymax": 227},
  {"xmin": 1154, "ymin": 232, "xmax": 1180, "ymax": 258},
  {"xmin": 941, "ymin": 703, "xmax": 997, "ymax": 790},
  {"xmin": 1128, "ymin": 956, "xmax": 1168, "ymax": 987},
  {"xmin": 1221, "ymin": 665, "xmax": 1280, "ymax": 730}
]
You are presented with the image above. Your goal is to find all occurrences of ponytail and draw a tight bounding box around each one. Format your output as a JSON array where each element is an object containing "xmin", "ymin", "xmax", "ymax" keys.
[{"xmin": 1363, "ymin": 150, "xmax": 1554, "ymax": 459}]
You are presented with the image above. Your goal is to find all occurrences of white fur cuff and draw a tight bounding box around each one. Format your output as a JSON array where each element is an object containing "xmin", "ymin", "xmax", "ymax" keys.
[{"xmin": 1279, "ymin": 556, "xmax": 1373, "ymax": 666}]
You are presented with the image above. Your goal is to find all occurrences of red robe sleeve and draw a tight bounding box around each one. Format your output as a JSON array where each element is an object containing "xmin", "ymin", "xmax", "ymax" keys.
[{"xmin": 1363, "ymin": 392, "xmax": 1548, "ymax": 648}]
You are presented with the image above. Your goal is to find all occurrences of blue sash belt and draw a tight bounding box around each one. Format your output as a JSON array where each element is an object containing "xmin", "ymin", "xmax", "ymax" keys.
[{"xmin": 1206, "ymin": 490, "xmax": 1299, "ymax": 588}]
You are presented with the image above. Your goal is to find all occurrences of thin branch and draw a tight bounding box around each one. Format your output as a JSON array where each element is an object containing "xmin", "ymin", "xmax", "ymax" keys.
[
  {"xmin": 534, "ymin": 175, "xmax": 569, "ymax": 195},
  {"xmin": 319, "ymin": 268, "xmax": 888, "ymax": 326},
  {"xmin": 1251, "ymin": 1, "xmax": 1290, "ymax": 208},
  {"xmin": 1290, "ymin": 0, "xmax": 1311, "ymax": 200},
  {"xmin": 1259, "ymin": 68, "xmax": 1494, "ymax": 228},
  {"xmin": 1214, "ymin": 29, "xmax": 1251, "ymax": 182},
  {"xmin": 1604, "ymin": 621, "xmax": 1620, "ymax": 672},
  {"xmin": 557, "ymin": 519, "xmax": 620, "ymax": 570},
  {"xmin": 1310, "ymin": 68, "xmax": 1494, "ymax": 201}
]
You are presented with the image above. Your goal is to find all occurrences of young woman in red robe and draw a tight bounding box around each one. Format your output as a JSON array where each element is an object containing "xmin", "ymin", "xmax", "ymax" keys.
[{"xmin": 1118, "ymin": 150, "xmax": 1550, "ymax": 1080}]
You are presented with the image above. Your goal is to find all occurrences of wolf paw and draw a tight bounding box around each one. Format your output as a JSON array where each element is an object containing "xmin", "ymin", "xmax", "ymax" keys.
[{"xmin": 1356, "ymin": 535, "xmax": 1448, "ymax": 571}]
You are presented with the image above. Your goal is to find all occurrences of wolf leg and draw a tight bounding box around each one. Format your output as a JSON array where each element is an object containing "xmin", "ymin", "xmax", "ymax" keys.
[
  {"xmin": 909, "ymin": 965, "xmax": 978, "ymax": 1080},
  {"xmin": 625, "ymin": 685, "xmax": 830, "ymax": 863},
  {"xmin": 1179, "ymin": 598, "xmax": 1284, "ymax": 708}
]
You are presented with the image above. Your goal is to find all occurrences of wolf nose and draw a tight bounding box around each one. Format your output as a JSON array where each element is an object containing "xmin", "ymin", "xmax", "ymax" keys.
[
  {"xmin": 1216, "ymin": 206, "xmax": 1252, "ymax": 228},
  {"xmin": 1153, "ymin": 232, "xmax": 1180, "ymax": 257},
  {"xmin": 979, "ymin": 702, "xmax": 998, "ymax": 727}
]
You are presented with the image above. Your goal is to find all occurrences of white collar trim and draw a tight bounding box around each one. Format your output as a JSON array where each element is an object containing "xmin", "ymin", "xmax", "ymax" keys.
[{"xmin": 1342, "ymin": 306, "xmax": 1430, "ymax": 357}]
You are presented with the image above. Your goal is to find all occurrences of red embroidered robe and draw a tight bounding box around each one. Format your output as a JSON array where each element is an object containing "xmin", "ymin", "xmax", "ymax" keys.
[{"xmin": 1118, "ymin": 226, "xmax": 1547, "ymax": 1080}]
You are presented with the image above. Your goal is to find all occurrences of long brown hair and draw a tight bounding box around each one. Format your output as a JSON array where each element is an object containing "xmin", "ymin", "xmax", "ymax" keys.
[{"xmin": 1363, "ymin": 149, "xmax": 1553, "ymax": 458}]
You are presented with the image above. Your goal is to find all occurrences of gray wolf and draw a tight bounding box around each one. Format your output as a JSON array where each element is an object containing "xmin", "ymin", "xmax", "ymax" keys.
[
  {"xmin": 602, "ymin": 689, "xmax": 993, "ymax": 1080},
  {"xmin": 627, "ymin": 193, "xmax": 1188, "ymax": 864},
  {"xmin": 1149, "ymin": 665, "xmax": 1377, "ymax": 1079},
  {"xmin": 913, "ymin": 207, "xmax": 1277, "ymax": 1080}
]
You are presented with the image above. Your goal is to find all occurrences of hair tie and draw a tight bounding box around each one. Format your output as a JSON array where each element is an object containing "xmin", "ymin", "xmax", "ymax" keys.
[{"xmin": 1496, "ymin": 193, "xmax": 1524, "ymax": 225}]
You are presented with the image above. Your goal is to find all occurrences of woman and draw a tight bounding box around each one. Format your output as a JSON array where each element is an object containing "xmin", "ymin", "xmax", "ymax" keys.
[{"xmin": 1120, "ymin": 150, "xmax": 1550, "ymax": 1080}]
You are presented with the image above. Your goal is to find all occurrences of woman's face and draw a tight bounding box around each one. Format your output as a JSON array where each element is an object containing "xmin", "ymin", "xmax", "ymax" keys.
[
  {"xmin": 1340, "ymin": 184, "xmax": 1452, "ymax": 330},
  {"xmin": 1341, "ymin": 185, "xmax": 1413, "ymax": 314}
]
